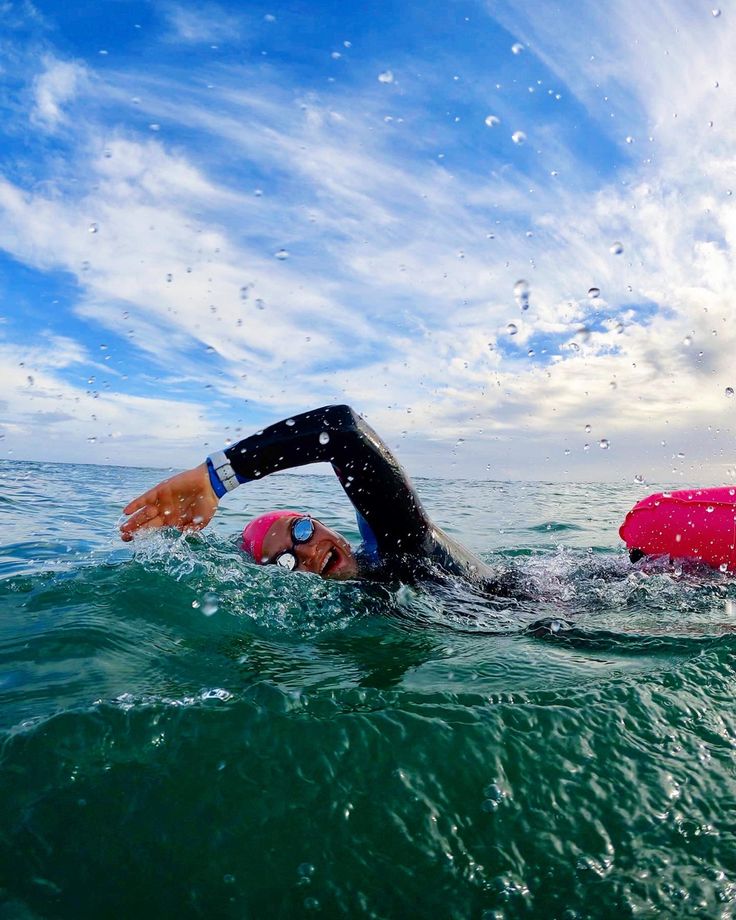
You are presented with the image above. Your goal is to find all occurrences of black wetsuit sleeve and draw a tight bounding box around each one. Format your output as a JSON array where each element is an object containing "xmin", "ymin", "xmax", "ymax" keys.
[{"xmin": 224, "ymin": 404, "xmax": 431, "ymax": 555}]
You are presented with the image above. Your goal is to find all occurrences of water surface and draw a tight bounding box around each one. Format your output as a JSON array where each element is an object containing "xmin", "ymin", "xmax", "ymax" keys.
[{"xmin": 1, "ymin": 461, "xmax": 735, "ymax": 918}]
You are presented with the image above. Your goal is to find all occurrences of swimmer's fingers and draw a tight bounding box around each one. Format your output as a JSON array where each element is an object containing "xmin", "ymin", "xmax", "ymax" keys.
[
  {"xmin": 120, "ymin": 504, "xmax": 209, "ymax": 542},
  {"xmin": 120, "ymin": 465, "xmax": 220, "ymax": 542},
  {"xmin": 120, "ymin": 503, "xmax": 165, "ymax": 540},
  {"xmin": 123, "ymin": 485, "xmax": 163, "ymax": 517}
]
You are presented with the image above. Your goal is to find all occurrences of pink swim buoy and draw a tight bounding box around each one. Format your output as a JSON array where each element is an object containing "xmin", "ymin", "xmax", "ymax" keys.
[{"xmin": 619, "ymin": 487, "xmax": 736, "ymax": 570}]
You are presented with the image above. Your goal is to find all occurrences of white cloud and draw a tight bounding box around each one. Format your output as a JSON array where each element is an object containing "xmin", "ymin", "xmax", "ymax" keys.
[
  {"xmin": 161, "ymin": 2, "xmax": 246, "ymax": 44},
  {"xmin": 31, "ymin": 55, "xmax": 86, "ymax": 128},
  {"xmin": 0, "ymin": 335, "xmax": 226, "ymax": 467}
]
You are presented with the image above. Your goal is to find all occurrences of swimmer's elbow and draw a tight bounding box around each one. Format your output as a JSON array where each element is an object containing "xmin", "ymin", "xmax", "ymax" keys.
[{"xmin": 323, "ymin": 404, "xmax": 362, "ymax": 431}]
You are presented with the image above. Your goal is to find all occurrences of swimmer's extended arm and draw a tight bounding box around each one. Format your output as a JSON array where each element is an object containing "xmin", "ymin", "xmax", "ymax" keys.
[
  {"xmin": 223, "ymin": 404, "xmax": 431, "ymax": 554},
  {"xmin": 120, "ymin": 405, "xmax": 429, "ymax": 551}
]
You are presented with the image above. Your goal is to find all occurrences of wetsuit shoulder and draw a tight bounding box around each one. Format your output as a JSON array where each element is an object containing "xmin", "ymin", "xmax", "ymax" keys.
[{"xmin": 224, "ymin": 404, "xmax": 431, "ymax": 557}]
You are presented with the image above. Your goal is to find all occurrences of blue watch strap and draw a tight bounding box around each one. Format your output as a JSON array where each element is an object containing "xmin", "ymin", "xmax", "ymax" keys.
[
  {"xmin": 207, "ymin": 450, "xmax": 242, "ymax": 496},
  {"xmin": 206, "ymin": 457, "xmax": 228, "ymax": 498}
]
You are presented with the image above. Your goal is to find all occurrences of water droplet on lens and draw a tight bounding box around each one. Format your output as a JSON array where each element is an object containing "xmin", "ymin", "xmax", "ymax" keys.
[
  {"xmin": 484, "ymin": 114, "xmax": 500, "ymax": 127},
  {"xmin": 625, "ymin": 135, "xmax": 634, "ymax": 144},
  {"xmin": 511, "ymin": 130, "xmax": 526, "ymax": 145},
  {"xmin": 506, "ymin": 322, "xmax": 518, "ymax": 335},
  {"xmin": 634, "ymin": 473, "xmax": 644, "ymax": 483},
  {"xmin": 166, "ymin": 273, "xmax": 173, "ymax": 282},
  {"xmin": 599, "ymin": 438, "xmax": 609, "ymax": 449},
  {"xmin": 88, "ymin": 222, "xmax": 98, "ymax": 234},
  {"xmin": 712, "ymin": 7, "xmax": 721, "ymax": 16},
  {"xmin": 583, "ymin": 443, "xmax": 590, "ymax": 451},
  {"xmin": 584, "ymin": 424, "xmax": 591, "ymax": 433},
  {"xmin": 378, "ymin": 70, "xmax": 394, "ymax": 83},
  {"xmin": 87, "ymin": 436, "xmax": 97, "ymax": 444},
  {"xmin": 274, "ymin": 249, "xmax": 289, "ymax": 260},
  {"xmin": 286, "ymin": 418, "xmax": 296, "ymax": 426},
  {"xmin": 319, "ymin": 431, "xmax": 330, "ymax": 444},
  {"xmin": 201, "ymin": 592, "xmax": 219, "ymax": 616},
  {"xmin": 609, "ymin": 241, "xmax": 623, "ymax": 255},
  {"xmin": 706, "ymin": 505, "xmax": 715, "ymax": 513},
  {"xmin": 511, "ymin": 42, "xmax": 524, "ymax": 54},
  {"xmin": 513, "ymin": 279, "xmax": 530, "ymax": 310},
  {"xmin": 726, "ymin": 387, "xmax": 734, "ymax": 397},
  {"xmin": 587, "ymin": 287, "xmax": 600, "ymax": 299},
  {"xmin": 682, "ymin": 335, "xmax": 692, "ymax": 346}
]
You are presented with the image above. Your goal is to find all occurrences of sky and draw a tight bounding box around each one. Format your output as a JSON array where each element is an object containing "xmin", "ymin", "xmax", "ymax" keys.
[{"xmin": 0, "ymin": 0, "xmax": 735, "ymax": 482}]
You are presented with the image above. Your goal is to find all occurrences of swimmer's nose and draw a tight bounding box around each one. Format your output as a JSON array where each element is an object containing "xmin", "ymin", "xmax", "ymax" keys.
[{"xmin": 295, "ymin": 539, "xmax": 321, "ymax": 572}]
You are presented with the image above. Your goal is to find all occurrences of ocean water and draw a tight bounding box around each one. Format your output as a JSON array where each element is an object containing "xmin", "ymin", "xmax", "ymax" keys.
[{"xmin": 2, "ymin": 460, "xmax": 736, "ymax": 919}]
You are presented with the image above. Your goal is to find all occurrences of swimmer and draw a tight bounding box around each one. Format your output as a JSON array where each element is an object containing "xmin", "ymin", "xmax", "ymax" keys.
[{"xmin": 120, "ymin": 404, "xmax": 515, "ymax": 594}]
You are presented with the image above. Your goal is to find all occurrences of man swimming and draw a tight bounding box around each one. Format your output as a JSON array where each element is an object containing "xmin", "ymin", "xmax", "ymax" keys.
[{"xmin": 120, "ymin": 404, "xmax": 512, "ymax": 593}]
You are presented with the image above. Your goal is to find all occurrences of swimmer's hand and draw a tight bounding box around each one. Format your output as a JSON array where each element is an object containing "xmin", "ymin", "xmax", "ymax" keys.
[{"xmin": 119, "ymin": 463, "xmax": 219, "ymax": 542}]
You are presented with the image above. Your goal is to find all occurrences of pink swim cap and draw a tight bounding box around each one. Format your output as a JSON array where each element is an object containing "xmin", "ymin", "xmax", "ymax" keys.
[{"xmin": 241, "ymin": 510, "xmax": 300, "ymax": 563}]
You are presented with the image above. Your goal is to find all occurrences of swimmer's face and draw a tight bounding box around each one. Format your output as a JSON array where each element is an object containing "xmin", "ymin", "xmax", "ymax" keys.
[{"xmin": 260, "ymin": 515, "xmax": 359, "ymax": 580}]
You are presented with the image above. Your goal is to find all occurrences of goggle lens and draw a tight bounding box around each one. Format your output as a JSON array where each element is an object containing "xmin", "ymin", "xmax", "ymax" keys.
[
  {"xmin": 292, "ymin": 517, "xmax": 315, "ymax": 542},
  {"xmin": 272, "ymin": 517, "xmax": 314, "ymax": 571}
]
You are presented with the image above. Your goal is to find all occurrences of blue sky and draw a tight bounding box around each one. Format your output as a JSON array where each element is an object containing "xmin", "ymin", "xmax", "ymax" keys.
[{"xmin": 1, "ymin": 0, "xmax": 734, "ymax": 482}]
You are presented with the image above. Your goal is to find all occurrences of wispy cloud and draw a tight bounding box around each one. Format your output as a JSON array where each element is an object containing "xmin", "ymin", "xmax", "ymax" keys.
[
  {"xmin": 0, "ymin": 0, "xmax": 735, "ymax": 481},
  {"xmin": 31, "ymin": 55, "xmax": 87, "ymax": 128},
  {"xmin": 160, "ymin": 2, "xmax": 248, "ymax": 45}
]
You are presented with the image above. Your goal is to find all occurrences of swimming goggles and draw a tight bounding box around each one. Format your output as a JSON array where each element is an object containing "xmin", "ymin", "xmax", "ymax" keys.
[{"xmin": 274, "ymin": 517, "xmax": 315, "ymax": 570}]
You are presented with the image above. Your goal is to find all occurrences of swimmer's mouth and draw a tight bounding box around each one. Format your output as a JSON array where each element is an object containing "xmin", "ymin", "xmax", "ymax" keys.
[{"xmin": 320, "ymin": 547, "xmax": 339, "ymax": 576}]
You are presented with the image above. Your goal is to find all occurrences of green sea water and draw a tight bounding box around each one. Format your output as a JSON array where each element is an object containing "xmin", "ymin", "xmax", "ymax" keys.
[{"xmin": 2, "ymin": 460, "xmax": 736, "ymax": 918}]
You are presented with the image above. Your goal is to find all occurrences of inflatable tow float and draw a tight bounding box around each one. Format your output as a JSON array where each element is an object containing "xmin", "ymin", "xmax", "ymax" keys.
[{"xmin": 620, "ymin": 487, "xmax": 736, "ymax": 571}]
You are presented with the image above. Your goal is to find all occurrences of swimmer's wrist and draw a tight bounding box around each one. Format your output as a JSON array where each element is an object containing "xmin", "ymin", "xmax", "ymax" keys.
[{"xmin": 206, "ymin": 451, "xmax": 240, "ymax": 498}]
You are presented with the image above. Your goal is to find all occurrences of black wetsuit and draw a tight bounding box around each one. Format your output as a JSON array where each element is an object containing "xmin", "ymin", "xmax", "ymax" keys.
[{"xmin": 221, "ymin": 404, "xmax": 512, "ymax": 594}]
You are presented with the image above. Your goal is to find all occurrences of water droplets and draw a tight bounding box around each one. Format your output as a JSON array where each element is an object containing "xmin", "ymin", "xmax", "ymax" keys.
[
  {"xmin": 318, "ymin": 431, "xmax": 330, "ymax": 445},
  {"xmin": 682, "ymin": 335, "xmax": 692, "ymax": 347},
  {"xmin": 511, "ymin": 42, "xmax": 524, "ymax": 54},
  {"xmin": 285, "ymin": 418, "xmax": 296, "ymax": 426},
  {"xmin": 634, "ymin": 474, "xmax": 644, "ymax": 484},
  {"xmin": 378, "ymin": 70, "xmax": 394, "ymax": 84},
  {"xmin": 609, "ymin": 241, "xmax": 624, "ymax": 255},
  {"xmin": 625, "ymin": 135, "xmax": 634, "ymax": 144},
  {"xmin": 88, "ymin": 222, "xmax": 99, "ymax": 234},
  {"xmin": 513, "ymin": 279, "xmax": 530, "ymax": 311},
  {"xmin": 506, "ymin": 322, "xmax": 518, "ymax": 336},
  {"xmin": 201, "ymin": 592, "xmax": 219, "ymax": 617},
  {"xmin": 484, "ymin": 115, "xmax": 500, "ymax": 127},
  {"xmin": 274, "ymin": 249, "xmax": 289, "ymax": 260},
  {"xmin": 599, "ymin": 438, "xmax": 609, "ymax": 450},
  {"xmin": 511, "ymin": 130, "xmax": 527, "ymax": 145},
  {"xmin": 587, "ymin": 287, "xmax": 601, "ymax": 299},
  {"xmin": 712, "ymin": 7, "xmax": 722, "ymax": 16},
  {"xmin": 726, "ymin": 387, "xmax": 734, "ymax": 398}
]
